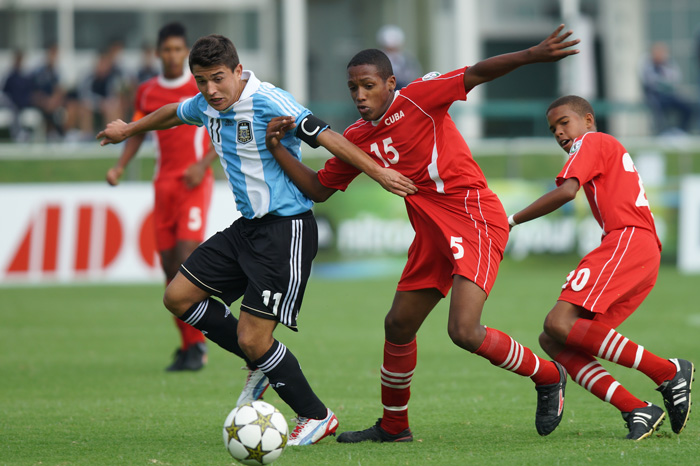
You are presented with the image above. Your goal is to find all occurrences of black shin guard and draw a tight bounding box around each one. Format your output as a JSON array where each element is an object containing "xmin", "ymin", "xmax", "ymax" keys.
[{"xmin": 254, "ymin": 340, "xmax": 326, "ymax": 419}]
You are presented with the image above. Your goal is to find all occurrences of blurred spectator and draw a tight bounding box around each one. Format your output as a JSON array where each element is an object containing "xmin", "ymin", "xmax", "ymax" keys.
[
  {"xmin": 696, "ymin": 30, "xmax": 700, "ymax": 102},
  {"xmin": 1, "ymin": 50, "xmax": 34, "ymax": 141},
  {"xmin": 376, "ymin": 24, "xmax": 423, "ymax": 89},
  {"xmin": 31, "ymin": 44, "xmax": 68, "ymax": 140},
  {"xmin": 136, "ymin": 43, "xmax": 159, "ymax": 83},
  {"xmin": 106, "ymin": 39, "xmax": 134, "ymax": 118},
  {"xmin": 640, "ymin": 42, "xmax": 694, "ymax": 135},
  {"xmin": 81, "ymin": 41, "xmax": 129, "ymax": 132}
]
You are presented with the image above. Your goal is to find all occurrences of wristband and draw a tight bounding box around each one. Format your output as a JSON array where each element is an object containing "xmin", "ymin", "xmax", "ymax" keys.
[{"xmin": 508, "ymin": 214, "xmax": 517, "ymax": 227}]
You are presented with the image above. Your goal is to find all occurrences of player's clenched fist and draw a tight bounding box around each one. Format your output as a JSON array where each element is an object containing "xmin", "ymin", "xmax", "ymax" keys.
[{"xmin": 265, "ymin": 116, "xmax": 296, "ymax": 150}]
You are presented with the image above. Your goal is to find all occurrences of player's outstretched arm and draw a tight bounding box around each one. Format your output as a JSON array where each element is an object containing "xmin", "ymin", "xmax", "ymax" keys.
[
  {"xmin": 463, "ymin": 24, "xmax": 580, "ymax": 92},
  {"xmin": 315, "ymin": 128, "xmax": 417, "ymax": 198},
  {"xmin": 97, "ymin": 103, "xmax": 182, "ymax": 146},
  {"xmin": 183, "ymin": 146, "xmax": 219, "ymax": 189},
  {"xmin": 266, "ymin": 117, "xmax": 337, "ymax": 202},
  {"xmin": 509, "ymin": 178, "xmax": 579, "ymax": 229},
  {"xmin": 106, "ymin": 133, "xmax": 147, "ymax": 186}
]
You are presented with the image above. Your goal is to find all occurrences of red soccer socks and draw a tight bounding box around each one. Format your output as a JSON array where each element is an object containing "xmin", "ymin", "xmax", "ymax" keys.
[
  {"xmin": 380, "ymin": 338, "xmax": 417, "ymax": 435},
  {"xmin": 566, "ymin": 319, "xmax": 676, "ymax": 385},
  {"xmin": 475, "ymin": 327, "xmax": 561, "ymax": 386}
]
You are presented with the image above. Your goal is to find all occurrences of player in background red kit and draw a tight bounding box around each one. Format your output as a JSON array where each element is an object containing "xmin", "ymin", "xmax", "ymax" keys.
[
  {"xmin": 266, "ymin": 26, "xmax": 580, "ymax": 441},
  {"xmin": 106, "ymin": 23, "xmax": 218, "ymax": 371},
  {"xmin": 508, "ymin": 95, "xmax": 694, "ymax": 440}
]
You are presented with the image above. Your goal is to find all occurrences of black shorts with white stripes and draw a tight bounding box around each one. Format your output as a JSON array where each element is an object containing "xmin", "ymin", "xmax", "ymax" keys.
[{"xmin": 179, "ymin": 210, "xmax": 318, "ymax": 331}]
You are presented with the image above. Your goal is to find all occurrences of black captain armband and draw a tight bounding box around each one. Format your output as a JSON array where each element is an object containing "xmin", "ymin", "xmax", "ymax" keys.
[{"xmin": 296, "ymin": 115, "xmax": 329, "ymax": 148}]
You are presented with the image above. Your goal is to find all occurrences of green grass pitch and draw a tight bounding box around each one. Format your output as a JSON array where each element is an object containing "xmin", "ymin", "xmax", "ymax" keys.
[{"xmin": 1, "ymin": 256, "xmax": 698, "ymax": 465}]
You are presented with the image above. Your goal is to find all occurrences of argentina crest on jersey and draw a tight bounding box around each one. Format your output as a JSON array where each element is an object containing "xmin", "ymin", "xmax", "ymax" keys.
[{"xmin": 237, "ymin": 120, "xmax": 253, "ymax": 144}]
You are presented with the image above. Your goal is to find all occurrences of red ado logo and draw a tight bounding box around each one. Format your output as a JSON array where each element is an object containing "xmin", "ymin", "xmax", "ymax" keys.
[{"xmin": 5, "ymin": 203, "xmax": 158, "ymax": 278}]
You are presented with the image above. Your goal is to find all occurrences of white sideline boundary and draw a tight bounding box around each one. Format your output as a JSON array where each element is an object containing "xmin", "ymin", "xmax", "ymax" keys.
[{"xmin": 1, "ymin": 136, "xmax": 699, "ymax": 161}]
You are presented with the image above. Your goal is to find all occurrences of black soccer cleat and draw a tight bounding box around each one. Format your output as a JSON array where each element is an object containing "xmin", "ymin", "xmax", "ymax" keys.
[
  {"xmin": 535, "ymin": 361, "xmax": 567, "ymax": 436},
  {"xmin": 656, "ymin": 358, "xmax": 694, "ymax": 434},
  {"xmin": 166, "ymin": 347, "xmax": 186, "ymax": 371},
  {"xmin": 336, "ymin": 419, "xmax": 413, "ymax": 443},
  {"xmin": 166, "ymin": 342, "xmax": 207, "ymax": 372},
  {"xmin": 621, "ymin": 403, "xmax": 665, "ymax": 440}
]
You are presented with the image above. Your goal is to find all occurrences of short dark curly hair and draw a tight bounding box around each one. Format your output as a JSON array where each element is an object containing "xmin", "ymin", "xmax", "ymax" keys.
[
  {"xmin": 347, "ymin": 48, "xmax": 394, "ymax": 81},
  {"xmin": 547, "ymin": 95, "xmax": 595, "ymax": 120},
  {"xmin": 157, "ymin": 22, "xmax": 187, "ymax": 48},
  {"xmin": 189, "ymin": 34, "xmax": 239, "ymax": 72}
]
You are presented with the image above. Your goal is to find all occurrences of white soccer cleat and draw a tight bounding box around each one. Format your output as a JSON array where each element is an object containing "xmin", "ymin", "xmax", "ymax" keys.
[
  {"xmin": 236, "ymin": 366, "xmax": 270, "ymax": 406},
  {"xmin": 287, "ymin": 409, "xmax": 339, "ymax": 446}
]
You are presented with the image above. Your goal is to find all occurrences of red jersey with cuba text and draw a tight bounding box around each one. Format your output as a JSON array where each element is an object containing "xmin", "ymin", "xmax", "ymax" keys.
[
  {"xmin": 318, "ymin": 68, "xmax": 508, "ymax": 296},
  {"xmin": 133, "ymin": 71, "xmax": 211, "ymax": 181},
  {"xmin": 319, "ymin": 67, "xmax": 487, "ymax": 193},
  {"xmin": 556, "ymin": 132, "xmax": 660, "ymax": 248}
]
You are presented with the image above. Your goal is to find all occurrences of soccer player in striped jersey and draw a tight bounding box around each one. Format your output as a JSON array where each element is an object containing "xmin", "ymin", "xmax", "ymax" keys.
[
  {"xmin": 265, "ymin": 26, "xmax": 580, "ymax": 442},
  {"xmin": 98, "ymin": 34, "xmax": 415, "ymax": 446},
  {"xmin": 106, "ymin": 23, "xmax": 217, "ymax": 373},
  {"xmin": 508, "ymin": 95, "xmax": 694, "ymax": 440}
]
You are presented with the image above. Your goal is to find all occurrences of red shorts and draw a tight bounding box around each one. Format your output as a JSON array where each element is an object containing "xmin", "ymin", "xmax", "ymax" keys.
[
  {"xmin": 399, "ymin": 188, "xmax": 509, "ymax": 296},
  {"xmin": 153, "ymin": 175, "xmax": 213, "ymax": 252},
  {"xmin": 559, "ymin": 227, "xmax": 660, "ymax": 328}
]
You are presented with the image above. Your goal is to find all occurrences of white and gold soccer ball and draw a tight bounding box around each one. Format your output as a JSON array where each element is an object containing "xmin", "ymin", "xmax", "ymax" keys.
[{"xmin": 223, "ymin": 400, "xmax": 288, "ymax": 465}]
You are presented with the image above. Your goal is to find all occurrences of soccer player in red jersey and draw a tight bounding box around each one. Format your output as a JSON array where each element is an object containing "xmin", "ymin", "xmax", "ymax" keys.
[
  {"xmin": 106, "ymin": 23, "xmax": 217, "ymax": 372},
  {"xmin": 266, "ymin": 26, "xmax": 581, "ymax": 440},
  {"xmin": 508, "ymin": 95, "xmax": 694, "ymax": 440}
]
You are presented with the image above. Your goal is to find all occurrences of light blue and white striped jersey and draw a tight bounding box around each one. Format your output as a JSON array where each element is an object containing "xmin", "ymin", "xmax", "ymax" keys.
[{"xmin": 177, "ymin": 70, "xmax": 314, "ymax": 219}]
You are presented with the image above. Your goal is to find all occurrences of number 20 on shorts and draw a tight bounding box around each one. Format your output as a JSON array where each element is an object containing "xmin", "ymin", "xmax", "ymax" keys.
[{"xmin": 563, "ymin": 268, "xmax": 591, "ymax": 291}]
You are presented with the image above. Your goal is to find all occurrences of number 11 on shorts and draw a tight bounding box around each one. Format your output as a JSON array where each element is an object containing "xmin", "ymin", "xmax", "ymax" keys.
[{"xmin": 262, "ymin": 290, "xmax": 282, "ymax": 316}]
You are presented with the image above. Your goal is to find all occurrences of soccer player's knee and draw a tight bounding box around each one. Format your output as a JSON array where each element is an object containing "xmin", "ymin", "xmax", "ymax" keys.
[
  {"xmin": 236, "ymin": 332, "xmax": 270, "ymax": 361},
  {"xmin": 384, "ymin": 312, "xmax": 404, "ymax": 333},
  {"xmin": 542, "ymin": 313, "xmax": 568, "ymax": 343},
  {"xmin": 447, "ymin": 323, "xmax": 481, "ymax": 352},
  {"xmin": 539, "ymin": 332, "xmax": 557, "ymax": 355},
  {"xmin": 236, "ymin": 333, "xmax": 255, "ymax": 355},
  {"xmin": 383, "ymin": 313, "xmax": 419, "ymax": 342},
  {"xmin": 162, "ymin": 292, "xmax": 177, "ymax": 315},
  {"xmin": 162, "ymin": 288, "xmax": 188, "ymax": 317}
]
